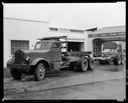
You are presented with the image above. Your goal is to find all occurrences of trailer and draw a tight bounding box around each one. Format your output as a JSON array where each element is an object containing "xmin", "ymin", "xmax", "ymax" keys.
[
  {"xmin": 94, "ymin": 41, "xmax": 125, "ymax": 65},
  {"xmin": 7, "ymin": 36, "xmax": 94, "ymax": 81}
]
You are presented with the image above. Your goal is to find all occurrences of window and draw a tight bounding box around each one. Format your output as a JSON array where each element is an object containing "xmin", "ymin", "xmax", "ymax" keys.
[
  {"xmin": 49, "ymin": 28, "xmax": 58, "ymax": 31},
  {"xmin": 52, "ymin": 43, "xmax": 60, "ymax": 48},
  {"xmin": 11, "ymin": 40, "xmax": 29, "ymax": 54},
  {"xmin": 41, "ymin": 42, "xmax": 51, "ymax": 50}
]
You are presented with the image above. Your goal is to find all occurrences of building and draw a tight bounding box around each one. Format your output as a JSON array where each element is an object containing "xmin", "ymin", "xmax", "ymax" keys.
[
  {"xmin": 87, "ymin": 25, "xmax": 126, "ymax": 57},
  {"xmin": 4, "ymin": 18, "xmax": 49, "ymax": 67}
]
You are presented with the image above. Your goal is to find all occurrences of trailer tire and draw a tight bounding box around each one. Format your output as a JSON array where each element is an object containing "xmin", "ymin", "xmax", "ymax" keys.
[
  {"xmin": 104, "ymin": 60, "xmax": 109, "ymax": 64},
  {"xmin": 10, "ymin": 69, "xmax": 22, "ymax": 80},
  {"xmin": 121, "ymin": 56, "xmax": 125, "ymax": 65},
  {"xmin": 99, "ymin": 60, "xmax": 105, "ymax": 64},
  {"xmin": 34, "ymin": 63, "xmax": 45, "ymax": 81},
  {"xmin": 113, "ymin": 56, "xmax": 121, "ymax": 65},
  {"xmin": 78, "ymin": 58, "xmax": 88, "ymax": 72}
]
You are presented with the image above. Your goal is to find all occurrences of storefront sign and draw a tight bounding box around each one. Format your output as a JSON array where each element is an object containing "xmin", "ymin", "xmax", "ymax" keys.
[
  {"xmin": 103, "ymin": 37, "xmax": 125, "ymax": 41},
  {"xmin": 88, "ymin": 32, "xmax": 125, "ymax": 38}
]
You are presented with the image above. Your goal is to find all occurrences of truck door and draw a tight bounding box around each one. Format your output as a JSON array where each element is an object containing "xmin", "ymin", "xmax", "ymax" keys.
[{"xmin": 50, "ymin": 42, "xmax": 62, "ymax": 62}]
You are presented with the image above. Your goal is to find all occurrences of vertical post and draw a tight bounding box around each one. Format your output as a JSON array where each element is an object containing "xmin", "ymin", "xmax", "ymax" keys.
[{"xmin": 66, "ymin": 36, "xmax": 68, "ymax": 52}]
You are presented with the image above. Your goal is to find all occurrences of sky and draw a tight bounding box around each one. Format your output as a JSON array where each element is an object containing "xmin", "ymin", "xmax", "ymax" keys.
[{"xmin": 3, "ymin": 2, "xmax": 126, "ymax": 30}]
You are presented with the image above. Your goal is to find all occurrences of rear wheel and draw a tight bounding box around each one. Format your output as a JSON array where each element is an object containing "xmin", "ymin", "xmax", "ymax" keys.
[
  {"xmin": 10, "ymin": 69, "xmax": 22, "ymax": 80},
  {"xmin": 34, "ymin": 63, "xmax": 45, "ymax": 81},
  {"xmin": 78, "ymin": 58, "xmax": 88, "ymax": 72},
  {"xmin": 88, "ymin": 59, "xmax": 94, "ymax": 70}
]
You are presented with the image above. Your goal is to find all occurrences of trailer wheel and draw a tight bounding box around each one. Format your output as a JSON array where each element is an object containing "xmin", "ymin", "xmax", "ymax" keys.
[
  {"xmin": 10, "ymin": 68, "xmax": 22, "ymax": 80},
  {"xmin": 34, "ymin": 63, "xmax": 45, "ymax": 81},
  {"xmin": 121, "ymin": 55, "xmax": 125, "ymax": 65},
  {"xmin": 79, "ymin": 58, "xmax": 88, "ymax": 72},
  {"xmin": 113, "ymin": 56, "xmax": 121, "ymax": 65},
  {"xmin": 104, "ymin": 60, "xmax": 109, "ymax": 64},
  {"xmin": 99, "ymin": 60, "xmax": 105, "ymax": 64}
]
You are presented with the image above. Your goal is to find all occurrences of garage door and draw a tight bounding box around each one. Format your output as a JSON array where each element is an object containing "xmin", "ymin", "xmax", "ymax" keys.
[
  {"xmin": 68, "ymin": 42, "xmax": 84, "ymax": 52},
  {"xmin": 11, "ymin": 40, "xmax": 29, "ymax": 54}
]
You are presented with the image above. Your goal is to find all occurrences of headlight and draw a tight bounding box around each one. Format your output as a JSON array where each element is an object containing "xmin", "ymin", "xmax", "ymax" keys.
[
  {"xmin": 25, "ymin": 56, "xmax": 30, "ymax": 61},
  {"xmin": 25, "ymin": 56, "xmax": 30, "ymax": 64}
]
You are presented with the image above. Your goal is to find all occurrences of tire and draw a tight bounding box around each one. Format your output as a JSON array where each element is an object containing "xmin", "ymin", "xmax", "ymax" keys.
[
  {"xmin": 34, "ymin": 63, "xmax": 45, "ymax": 81},
  {"xmin": 10, "ymin": 68, "xmax": 22, "ymax": 80},
  {"xmin": 70, "ymin": 62, "xmax": 78, "ymax": 71},
  {"xmin": 113, "ymin": 56, "xmax": 121, "ymax": 65},
  {"xmin": 121, "ymin": 55, "xmax": 125, "ymax": 65},
  {"xmin": 78, "ymin": 58, "xmax": 88, "ymax": 72},
  {"xmin": 104, "ymin": 60, "xmax": 109, "ymax": 64},
  {"xmin": 99, "ymin": 60, "xmax": 104, "ymax": 64},
  {"xmin": 88, "ymin": 59, "xmax": 94, "ymax": 70}
]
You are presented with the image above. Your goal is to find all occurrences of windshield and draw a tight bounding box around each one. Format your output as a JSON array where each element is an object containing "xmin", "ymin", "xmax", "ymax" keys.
[
  {"xmin": 35, "ymin": 42, "xmax": 51, "ymax": 50},
  {"xmin": 102, "ymin": 49, "xmax": 117, "ymax": 53}
]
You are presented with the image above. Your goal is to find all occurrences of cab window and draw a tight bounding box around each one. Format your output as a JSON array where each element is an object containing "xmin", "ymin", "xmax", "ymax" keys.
[{"xmin": 52, "ymin": 43, "xmax": 60, "ymax": 48}]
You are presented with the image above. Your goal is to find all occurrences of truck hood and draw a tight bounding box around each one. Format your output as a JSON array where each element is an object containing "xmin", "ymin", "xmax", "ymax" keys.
[{"xmin": 18, "ymin": 49, "xmax": 49, "ymax": 54}]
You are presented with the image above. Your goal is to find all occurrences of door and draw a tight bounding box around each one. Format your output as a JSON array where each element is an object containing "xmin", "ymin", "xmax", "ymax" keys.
[{"xmin": 50, "ymin": 42, "xmax": 62, "ymax": 62}]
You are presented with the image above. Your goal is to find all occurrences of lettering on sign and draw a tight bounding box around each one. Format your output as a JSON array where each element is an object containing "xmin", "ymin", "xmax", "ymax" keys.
[
  {"xmin": 88, "ymin": 32, "xmax": 125, "ymax": 38},
  {"xmin": 103, "ymin": 37, "xmax": 125, "ymax": 41}
]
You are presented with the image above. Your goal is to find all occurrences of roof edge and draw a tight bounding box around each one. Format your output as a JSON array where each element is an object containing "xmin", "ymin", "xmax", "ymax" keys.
[{"xmin": 4, "ymin": 17, "xmax": 49, "ymax": 24}]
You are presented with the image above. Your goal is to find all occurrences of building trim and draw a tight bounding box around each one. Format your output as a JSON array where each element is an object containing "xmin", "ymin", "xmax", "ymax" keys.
[
  {"xmin": 67, "ymin": 38, "xmax": 85, "ymax": 42},
  {"xmin": 88, "ymin": 32, "xmax": 125, "ymax": 38},
  {"xmin": 4, "ymin": 17, "xmax": 49, "ymax": 24}
]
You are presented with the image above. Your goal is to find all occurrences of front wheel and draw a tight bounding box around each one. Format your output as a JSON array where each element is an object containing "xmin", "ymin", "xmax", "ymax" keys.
[
  {"xmin": 34, "ymin": 63, "xmax": 45, "ymax": 81},
  {"xmin": 10, "ymin": 69, "xmax": 22, "ymax": 80}
]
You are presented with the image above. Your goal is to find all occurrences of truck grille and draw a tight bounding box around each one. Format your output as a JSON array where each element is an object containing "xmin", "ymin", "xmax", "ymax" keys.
[{"xmin": 15, "ymin": 52, "xmax": 24, "ymax": 64}]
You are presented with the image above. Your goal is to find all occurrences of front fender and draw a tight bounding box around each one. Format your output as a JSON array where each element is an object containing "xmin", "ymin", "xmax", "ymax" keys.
[{"xmin": 30, "ymin": 58, "xmax": 49, "ymax": 66}]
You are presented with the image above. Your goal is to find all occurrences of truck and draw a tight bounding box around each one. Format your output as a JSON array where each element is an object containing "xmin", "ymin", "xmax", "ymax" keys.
[
  {"xmin": 7, "ymin": 36, "xmax": 94, "ymax": 81},
  {"xmin": 94, "ymin": 41, "xmax": 125, "ymax": 65}
]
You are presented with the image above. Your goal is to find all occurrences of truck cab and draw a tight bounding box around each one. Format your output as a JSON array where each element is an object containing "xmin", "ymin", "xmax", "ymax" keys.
[{"xmin": 7, "ymin": 36, "xmax": 94, "ymax": 81}]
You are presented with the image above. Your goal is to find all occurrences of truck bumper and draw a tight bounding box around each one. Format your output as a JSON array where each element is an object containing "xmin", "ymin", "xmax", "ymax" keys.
[{"xmin": 7, "ymin": 64, "xmax": 31, "ymax": 70}]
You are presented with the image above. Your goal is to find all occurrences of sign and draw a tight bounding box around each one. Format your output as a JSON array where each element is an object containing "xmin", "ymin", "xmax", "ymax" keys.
[
  {"xmin": 103, "ymin": 37, "xmax": 125, "ymax": 41},
  {"xmin": 88, "ymin": 32, "xmax": 125, "ymax": 38}
]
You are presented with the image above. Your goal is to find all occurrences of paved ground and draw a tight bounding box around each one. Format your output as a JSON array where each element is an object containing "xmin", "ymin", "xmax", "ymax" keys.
[
  {"xmin": 4, "ymin": 79, "xmax": 125, "ymax": 100},
  {"xmin": 3, "ymin": 63, "xmax": 126, "ymax": 100}
]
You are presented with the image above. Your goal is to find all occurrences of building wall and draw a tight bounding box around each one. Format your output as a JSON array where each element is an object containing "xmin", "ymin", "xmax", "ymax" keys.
[{"xmin": 4, "ymin": 18, "xmax": 49, "ymax": 67}]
